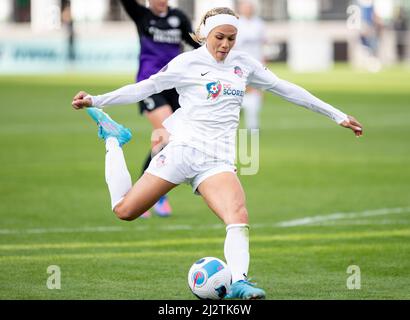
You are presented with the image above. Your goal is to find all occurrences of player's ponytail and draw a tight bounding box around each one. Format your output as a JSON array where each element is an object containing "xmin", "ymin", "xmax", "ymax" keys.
[{"xmin": 190, "ymin": 7, "xmax": 239, "ymax": 45}]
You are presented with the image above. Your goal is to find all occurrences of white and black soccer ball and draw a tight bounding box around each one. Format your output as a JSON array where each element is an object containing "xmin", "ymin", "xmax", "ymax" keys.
[{"xmin": 187, "ymin": 257, "xmax": 232, "ymax": 300}]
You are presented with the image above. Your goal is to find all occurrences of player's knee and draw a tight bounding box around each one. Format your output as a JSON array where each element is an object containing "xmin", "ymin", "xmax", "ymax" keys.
[
  {"xmin": 113, "ymin": 204, "xmax": 136, "ymax": 221},
  {"xmin": 226, "ymin": 203, "xmax": 248, "ymax": 225},
  {"xmin": 236, "ymin": 204, "xmax": 249, "ymax": 222}
]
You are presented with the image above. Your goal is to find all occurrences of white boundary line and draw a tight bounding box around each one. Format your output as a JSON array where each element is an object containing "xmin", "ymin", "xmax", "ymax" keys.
[
  {"xmin": 275, "ymin": 207, "xmax": 410, "ymax": 227},
  {"xmin": 0, "ymin": 207, "xmax": 409, "ymax": 235}
]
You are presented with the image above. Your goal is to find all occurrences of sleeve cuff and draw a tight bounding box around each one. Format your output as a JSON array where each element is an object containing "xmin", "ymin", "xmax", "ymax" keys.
[
  {"xmin": 335, "ymin": 114, "xmax": 349, "ymax": 125},
  {"xmin": 85, "ymin": 95, "xmax": 103, "ymax": 108}
]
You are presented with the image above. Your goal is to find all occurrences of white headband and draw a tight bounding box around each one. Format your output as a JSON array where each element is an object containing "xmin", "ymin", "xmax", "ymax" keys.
[{"xmin": 200, "ymin": 14, "xmax": 239, "ymax": 38}]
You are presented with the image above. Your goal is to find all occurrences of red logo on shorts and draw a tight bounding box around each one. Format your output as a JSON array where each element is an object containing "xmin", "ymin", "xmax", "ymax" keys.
[{"xmin": 156, "ymin": 154, "xmax": 166, "ymax": 167}]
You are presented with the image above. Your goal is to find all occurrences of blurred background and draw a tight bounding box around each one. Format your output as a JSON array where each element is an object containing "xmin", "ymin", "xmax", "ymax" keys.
[
  {"xmin": 0, "ymin": 0, "xmax": 409, "ymax": 74},
  {"xmin": 1, "ymin": 0, "xmax": 410, "ymax": 300}
]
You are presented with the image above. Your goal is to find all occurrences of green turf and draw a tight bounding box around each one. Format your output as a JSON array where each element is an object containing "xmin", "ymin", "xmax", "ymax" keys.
[{"xmin": 0, "ymin": 64, "xmax": 409, "ymax": 299}]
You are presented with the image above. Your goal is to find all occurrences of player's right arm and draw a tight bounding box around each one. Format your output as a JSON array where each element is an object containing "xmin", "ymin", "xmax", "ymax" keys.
[
  {"xmin": 119, "ymin": 0, "xmax": 148, "ymax": 23},
  {"xmin": 72, "ymin": 54, "xmax": 189, "ymax": 109},
  {"xmin": 72, "ymin": 80, "xmax": 159, "ymax": 109},
  {"xmin": 72, "ymin": 91, "xmax": 92, "ymax": 109}
]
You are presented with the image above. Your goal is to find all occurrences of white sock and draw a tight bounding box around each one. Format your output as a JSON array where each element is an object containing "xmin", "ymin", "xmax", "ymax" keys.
[
  {"xmin": 242, "ymin": 92, "xmax": 262, "ymax": 130},
  {"xmin": 224, "ymin": 224, "xmax": 250, "ymax": 283},
  {"xmin": 105, "ymin": 137, "xmax": 132, "ymax": 209}
]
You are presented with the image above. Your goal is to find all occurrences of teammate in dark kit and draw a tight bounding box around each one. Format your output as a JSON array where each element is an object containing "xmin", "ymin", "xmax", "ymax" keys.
[{"xmin": 120, "ymin": 0, "xmax": 200, "ymax": 217}]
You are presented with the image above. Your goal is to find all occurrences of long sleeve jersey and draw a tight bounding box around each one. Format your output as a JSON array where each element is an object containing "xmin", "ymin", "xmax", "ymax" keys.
[
  {"xmin": 89, "ymin": 45, "xmax": 348, "ymax": 164},
  {"xmin": 120, "ymin": 0, "xmax": 199, "ymax": 82}
]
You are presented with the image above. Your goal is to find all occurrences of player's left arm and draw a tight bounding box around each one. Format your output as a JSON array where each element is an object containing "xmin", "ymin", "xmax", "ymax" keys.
[
  {"xmin": 247, "ymin": 59, "xmax": 363, "ymax": 137},
  {"xmin": 270, "ymin": 79, "xmax": 363, "ymax": 137}
]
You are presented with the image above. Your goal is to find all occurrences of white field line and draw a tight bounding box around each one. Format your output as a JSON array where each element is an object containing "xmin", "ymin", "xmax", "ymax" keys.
[
  {"xmin": 275, "ymin": 207, "xmax": 410, "ymax": 227},
  {"xmin": 297, "ymin": 219, "xmax": 410, "ymax": 227},
  {"xmin": 0, "ymin": 226, "xmax": 128, "ymax": 235},
  {"xmin": 0, "ymin": 207, "xmax": 409, "ymax": 236}
]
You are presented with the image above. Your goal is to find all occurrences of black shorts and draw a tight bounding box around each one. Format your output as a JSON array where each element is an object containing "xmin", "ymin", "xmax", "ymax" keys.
[{"xmin": 139, "ymin": 88, "xmax": 180, "ymax": 114}]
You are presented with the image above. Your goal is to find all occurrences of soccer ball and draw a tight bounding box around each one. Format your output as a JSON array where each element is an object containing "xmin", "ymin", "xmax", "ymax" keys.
[{"xmin": 187, "ymin": 257, "xmax": 232, "ymax": 300}]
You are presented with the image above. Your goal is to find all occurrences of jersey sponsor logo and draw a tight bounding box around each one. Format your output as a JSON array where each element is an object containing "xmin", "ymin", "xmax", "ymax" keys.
[
  {"xmin": 222, "ymin": 83, "xmax": 245, "ymax": 97},
  {"xmin": 234, "ymin": 66, "xmax": 243, "ymax": 78},
  {"xmin": 206, "ymin": 81, "xmax": 222, "ymax": 100},
  {"xmin": 148, "ymin": 26, "xmax": 182, "ymax": 44},
  {"xmin": 201, "ymin": 71, "xmax": 210, "ymax": 76},
  {"xmin": 206, "ymin": 81, "xmax": 244, "ymax": 100}
]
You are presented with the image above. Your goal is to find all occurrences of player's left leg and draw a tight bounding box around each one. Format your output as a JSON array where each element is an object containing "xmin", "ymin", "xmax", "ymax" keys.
[{"xmin": 197, "ymin": 172, "xmax": 265, "ymax": 300}]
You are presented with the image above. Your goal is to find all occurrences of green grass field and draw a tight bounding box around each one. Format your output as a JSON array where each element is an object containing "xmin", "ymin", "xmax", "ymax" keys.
[{"xmin": 0, "ymin": 64, "xmax": 409, "ymax": 299}]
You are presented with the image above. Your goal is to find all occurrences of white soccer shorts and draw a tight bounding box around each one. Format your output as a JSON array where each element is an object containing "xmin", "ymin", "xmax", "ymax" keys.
[{"xmin": 145, "ymin": 141, "xmax": 237, "ymax": 194}]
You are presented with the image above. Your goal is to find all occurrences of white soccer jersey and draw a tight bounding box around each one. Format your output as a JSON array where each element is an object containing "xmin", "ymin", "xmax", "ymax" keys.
[
  {"xmin": 90, "ymin": 45, "xmax": 348, "ymax": 164},
  {"xmin": 235, "ymin": 16, "xmax": 265, "ymax": 61}
]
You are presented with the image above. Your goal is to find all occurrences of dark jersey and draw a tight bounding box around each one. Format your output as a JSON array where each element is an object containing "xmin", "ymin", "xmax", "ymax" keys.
[{"xmin": 120, "ymin": 0, "xmax": 200, "ymax": 82}]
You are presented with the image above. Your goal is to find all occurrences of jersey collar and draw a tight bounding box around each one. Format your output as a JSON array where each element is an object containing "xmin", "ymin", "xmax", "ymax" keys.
[{"xmin": 198, "ymin": 45, "xmax": 233, "ymax": 66}]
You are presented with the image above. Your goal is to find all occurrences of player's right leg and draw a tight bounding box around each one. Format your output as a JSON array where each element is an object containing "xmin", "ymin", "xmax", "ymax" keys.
[
  {"xmin": 113, "ymin": 172, "xmax": 176, "ymax": 221},
  {"xmin": 86, "ymin": 107, "xmax": 176, "ymax": 220}
]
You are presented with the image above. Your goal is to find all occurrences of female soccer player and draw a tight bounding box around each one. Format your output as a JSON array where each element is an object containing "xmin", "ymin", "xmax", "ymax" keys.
[
  {"xmin": 72, "ymin": 7, "xmax": 363, "ymax": 299},
  {"xmin": 120, "ymin": 0, "xmax": 200, "ymax": 217}
]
